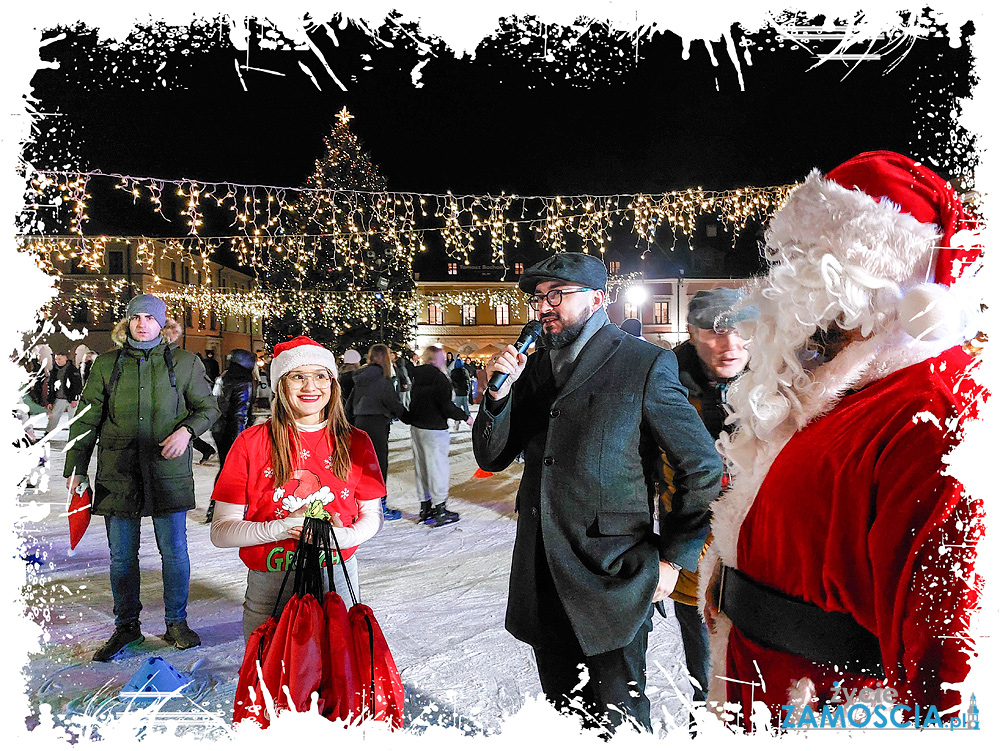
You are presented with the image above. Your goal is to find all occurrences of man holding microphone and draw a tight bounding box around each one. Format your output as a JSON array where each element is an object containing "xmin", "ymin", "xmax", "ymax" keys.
[{"xmin": 472, "ymin": 253, "xmax": 721, "ymax": 734}]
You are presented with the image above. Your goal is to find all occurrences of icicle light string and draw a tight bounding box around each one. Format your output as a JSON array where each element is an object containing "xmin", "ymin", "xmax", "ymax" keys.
[{"xmin": 24, "ymin": 169, "xmax": 797, "ymax": 270}]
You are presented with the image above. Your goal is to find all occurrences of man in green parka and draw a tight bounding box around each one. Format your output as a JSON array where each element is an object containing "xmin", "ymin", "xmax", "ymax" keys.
[{"xmin": 65, "ymin": 294, "xmax": 220, "ymax": 661}]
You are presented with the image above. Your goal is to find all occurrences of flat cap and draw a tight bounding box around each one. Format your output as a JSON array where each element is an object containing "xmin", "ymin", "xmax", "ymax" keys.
[
  {"xmin": 518, "ymin": 252, "xmax": 608, "ymax": 293},
  {"xmin": 687, "ymin": 287, "xmax": 758, "ymax": 330}
]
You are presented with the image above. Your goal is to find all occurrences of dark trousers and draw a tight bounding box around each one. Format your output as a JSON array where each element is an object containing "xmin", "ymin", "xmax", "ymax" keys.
[
  {"xmin": 532, "ymin": 548, "xmax": 653, "ymax": 734},
  {"xmin": 674, "ymin": 601, "xmax": 711, "ymax": 706},
  {"xmin": 353, "ymin": 414, "xmax": 390, "ymax": 486}
]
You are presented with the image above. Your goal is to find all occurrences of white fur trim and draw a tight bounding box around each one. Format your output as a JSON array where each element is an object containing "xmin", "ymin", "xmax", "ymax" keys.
[
  {"xmin": 270, "ymin": 343, "xmax": 339, "ymax": 383},
  {"xmin": 767, "ymin": 170, "xmax": 942, "ymax": 289}
]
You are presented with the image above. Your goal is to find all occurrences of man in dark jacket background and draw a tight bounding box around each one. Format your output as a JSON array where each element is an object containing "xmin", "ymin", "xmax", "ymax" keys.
[
  {"xmin": 45, "ymin": 350, "xmax": 83, "ymax": 434},
  {"xmin": 65, "ymin": 294, "xmax": 220, "ymax": 661},
  {"xmin": 473, "ymin": 253, "xmax": 722, "ymax": 734},
  {"xmin": 664, "ymin": 287, "xmax": 752, "ymax": 720}
]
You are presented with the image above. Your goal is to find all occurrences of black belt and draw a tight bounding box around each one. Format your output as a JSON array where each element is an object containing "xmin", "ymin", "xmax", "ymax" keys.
[{"xmin": 720, "ymin": 566, "xmax": 885, "ymax": 678}]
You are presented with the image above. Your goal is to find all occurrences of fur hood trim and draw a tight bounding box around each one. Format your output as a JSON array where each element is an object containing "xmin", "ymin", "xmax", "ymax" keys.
[{"xmin": 111, "ymin": 317, "xmax": 182, "ymax": 346}]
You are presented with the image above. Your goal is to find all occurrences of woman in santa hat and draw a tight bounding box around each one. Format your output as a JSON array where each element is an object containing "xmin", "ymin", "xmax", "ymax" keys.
[{"xmin": 210, "ymin": 336, "xmax": 387, "ymax": 641}]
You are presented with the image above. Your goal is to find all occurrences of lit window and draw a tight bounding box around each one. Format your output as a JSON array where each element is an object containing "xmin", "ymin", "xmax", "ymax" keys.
[
  {"xmin": 514, "ymin": 263, "xmax": 524, "ymax": 274},
  {"xmin": 428, "ymin": 303, "xmax": 443, "ymax": 325},
  {"xmin": 462, "ymin": 304, "xmax": 477, "ymax": 325},
  {"xmin": 653, "ymin": 300, "xmax": 671, "ymax": 325},
  {"xmin": 448, "ymin": 262, "xmax": 458, "ymax": 275},
  {"xmin": 609, "ymin": 260, "xmax": 621, "ymax": 274},
  {"xmin": 495, "ymin": 303, "xmax": 510, "ymax": 325},
  {"xmin": 624, "ymin": 302, "xmax": 639, "ymax": 320}
]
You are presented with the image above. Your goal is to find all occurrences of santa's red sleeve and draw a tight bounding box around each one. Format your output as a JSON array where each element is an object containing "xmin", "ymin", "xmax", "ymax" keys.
[
  {"xmin": 867, "ymin": 388, "xmax": 983, "ymax": 714},
  {"xmin": 212, "ymin": 430, "xmax": 252, "ymax": 507},
  {"xmin": 351, "ymin": 428, "xmax": 387, "ymax": 501}
]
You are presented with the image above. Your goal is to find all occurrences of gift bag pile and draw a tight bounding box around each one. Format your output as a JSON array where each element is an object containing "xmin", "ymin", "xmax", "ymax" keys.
[{"xmin": 233, "ymin": 510, "xmax": 405, "ymax": 729}]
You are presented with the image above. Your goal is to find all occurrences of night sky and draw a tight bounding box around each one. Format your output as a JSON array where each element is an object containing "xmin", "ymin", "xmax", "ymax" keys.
[{"xmin": 23, "ymin": 11, "xmax": 978, "ymax": 277}]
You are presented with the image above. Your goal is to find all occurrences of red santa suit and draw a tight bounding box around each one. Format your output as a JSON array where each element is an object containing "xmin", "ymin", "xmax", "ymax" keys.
[{"xmin": 699, "ymin": 151, "xmax": 985, "ymax": 731}]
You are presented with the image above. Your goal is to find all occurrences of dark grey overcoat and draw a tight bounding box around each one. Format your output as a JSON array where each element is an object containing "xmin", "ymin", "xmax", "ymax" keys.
[{"xmin": 472, "ymin": 323, "xmax": 722, "ymax": 656}]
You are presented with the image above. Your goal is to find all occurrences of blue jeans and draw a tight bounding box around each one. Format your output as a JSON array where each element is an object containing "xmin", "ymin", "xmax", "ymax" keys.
[{"xmin": 105, "ymin": 512, "xmax": 191, "ymax": 627}]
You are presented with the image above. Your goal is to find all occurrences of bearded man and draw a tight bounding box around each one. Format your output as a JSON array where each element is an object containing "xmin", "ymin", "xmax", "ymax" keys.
[
  {"xmin": 473, "ymin": 252, "xmax": 722, "ymax": 734},
  {"xmin": 700, "ymin": 151, "xmax": 984, "ymax": 731}
]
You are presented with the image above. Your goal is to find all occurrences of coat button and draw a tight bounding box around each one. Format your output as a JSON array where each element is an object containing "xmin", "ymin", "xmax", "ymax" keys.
[
  {"xmin": 543, "ymin": 456, "xmax": 554, "ymax": 466},
  {"xmin": 549, "ymin": 408, "xmax": 560, "ymax": 418}
]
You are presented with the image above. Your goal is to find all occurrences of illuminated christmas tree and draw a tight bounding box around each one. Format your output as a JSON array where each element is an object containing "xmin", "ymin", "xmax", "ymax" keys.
[{"xmin": 266, "ymin": 107, "xmax": 415, "ymax": 353}]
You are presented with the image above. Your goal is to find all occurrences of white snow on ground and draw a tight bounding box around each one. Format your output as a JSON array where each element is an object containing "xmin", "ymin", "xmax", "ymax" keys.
[{"xmin": 17, "ymin": 406, "xmax": 694, "ymax": 738}]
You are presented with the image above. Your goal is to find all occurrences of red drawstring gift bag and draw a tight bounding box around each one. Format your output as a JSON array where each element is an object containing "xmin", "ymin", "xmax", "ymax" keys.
[
  {"xmin": 321, "ymin": 590, "xmax": 363, "ymax": 722},
  {"xmin": 260, "ymin": 594, "xmax": 327, "ymax": 715},
  {"xmin": 233, "ymin": 617, "xmax": 277, "ymax": 727},
  {"xmin": 67, "ymin": 478, "xmax": 92, "ymax": 551}
]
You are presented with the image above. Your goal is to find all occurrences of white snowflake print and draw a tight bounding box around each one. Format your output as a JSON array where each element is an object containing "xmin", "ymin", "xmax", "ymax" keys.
[
  {"xmin": 324, "ymin": 456, "xmax": 334, "ymax": 471},
  {"xmin": 263, "ymin": 467, "xmax": 274, "ymax": 479},
  {"xmin": 340, "ymin": 488, "xmax": 349, "ymax": 500},
  {"xmin": 300, "ymin": 449, "xmax": 311, "ymax": 460}
]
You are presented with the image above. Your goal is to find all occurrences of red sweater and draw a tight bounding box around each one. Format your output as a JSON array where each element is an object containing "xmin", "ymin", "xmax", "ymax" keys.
[{"xmin": 213, "ymin": 423, "xmax": 386, "ymax": 571}]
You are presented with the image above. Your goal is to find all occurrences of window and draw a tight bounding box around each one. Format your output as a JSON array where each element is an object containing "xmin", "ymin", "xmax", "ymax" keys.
[
  {"xmin": 71, "ymin": 301, "xmax": 89, "ymax": 324},
  {"xmin": 108, "ymin": 251, "xmax": 124, "ymax": 275},
  {"xmin": 182, "ymin": 265, "xmax": 190, "ymax": 284},
  {"xmin": 624, "ymin": 302, "xmax": 639, "ymax": 320},
  {"xmin": 184, "ymin": 307, "xmax": 193, "ymax": 328},
  {"xmin": 609, "ymin": 260, "xmax": 621, "ymax": 274},
  {"xmin": 514, "ymin": 263, "xmax": 524, "ymax": 274},
  {"xmin": 170, "ymin": 262, "xmax": 177, "ymax": 281},
  {"xmin": 428, "ymin": 303, "xmax": 443, "ymax": 325},
  {"xmin": 462, "ymin": 304, "xmax": 477, "ymax": 325},
  {"xmin": 448, "ymin": 262, "xmax": 458, "ymax": 275},
  {"xmin": 653, "ymin": 299, "xmax": 671, "ymax": 325},
  {"xmin": 706, "ymin": 223, "xmax": 718, "ymax": 238},
  {"xmin": 494, "ymin": 303, "xmax": 510, "ymax": 326},
  {"xmin": 69, "ymin": 256, "xmax": 88, "ymax": 275},
  {"xmin": 210, "ymin": 310, "xmax": 218, "ymax": 331}
]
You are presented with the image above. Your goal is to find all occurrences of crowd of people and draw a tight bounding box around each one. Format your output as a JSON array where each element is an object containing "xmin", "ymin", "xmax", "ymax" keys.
[{"xmin": 22, "ymin": 150, "xmax": 985, "ymax": 736}]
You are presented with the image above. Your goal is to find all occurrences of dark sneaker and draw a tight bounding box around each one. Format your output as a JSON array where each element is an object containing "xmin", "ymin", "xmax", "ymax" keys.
[
  {"xmin": 418, "ymin": 502, "xmax": 433, "ymax": 523},
  {"xmin": 204, "ymin": 500, "xmax": 216, "ymax": 524},
  {"xmin": 199, "ymin": 447, "xmax": 216, "ymax": 464},
  {"xmin": 426, "ymin": 504, "xmax": 459, "ymax": 527},
  {"xmin": 93, "ymin": 621, "xmax": 144, "ymax": 662},
  {"xmin": 381, "ymin": 499, "xmax": 402, "ymax": 521},
  {"xmin": 163, "ymin": 620, "xmax": 201, "ymax": 650}
]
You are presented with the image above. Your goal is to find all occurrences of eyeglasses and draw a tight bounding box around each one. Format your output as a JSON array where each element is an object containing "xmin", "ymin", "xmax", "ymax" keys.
[
  {"xmin": 285, "ymin": 371, "xmax": 333, "ymax": 388},
  {"xmin": 527, "ymin": 287, "xmax": 593, "ymax": 310}
]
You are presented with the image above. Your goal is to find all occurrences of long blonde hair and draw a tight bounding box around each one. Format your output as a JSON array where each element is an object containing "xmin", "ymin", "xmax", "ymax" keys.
[{"xmin": 269, "ymin": 369, "xmax": 352, "ymax": 487}]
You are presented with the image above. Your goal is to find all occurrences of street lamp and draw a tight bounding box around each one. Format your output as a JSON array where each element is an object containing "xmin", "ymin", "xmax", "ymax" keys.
[{"xmin": 625, "ymin": 285, "xmax": 648, "ymax": 306}]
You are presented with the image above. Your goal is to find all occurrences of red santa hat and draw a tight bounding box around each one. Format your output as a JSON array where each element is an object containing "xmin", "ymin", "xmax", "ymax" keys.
[
  {"xmin": 270, "ymin": 336, "xmax": 338, "ymax": 383},
  {"xmin": 766, "ymin": 150, "xmax": 980, "ymax": 341}
]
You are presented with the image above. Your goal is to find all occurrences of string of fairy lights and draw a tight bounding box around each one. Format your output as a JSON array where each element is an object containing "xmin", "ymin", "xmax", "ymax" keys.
[
  {"xmin": 23, "ymin": 169, "xmax": 796, "ymax": 274},
  {"xmin": 38, "ymin": 244, "xmax": 641, "ymax": 334}
]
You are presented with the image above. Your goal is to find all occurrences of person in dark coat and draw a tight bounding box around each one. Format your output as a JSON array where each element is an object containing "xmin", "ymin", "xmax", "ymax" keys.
[
  {"xmin": 64, "ymin": 294, "xmax": 220, "ymax": 662},
  {"xmin": 202, "ymin": 350, "xmax": 221, "ymax": 382},
  {"xmin": 205, "ymin": 348, "xmax": 258, "ymax": 523},
  {"xmin": 348, "ymin": 344, "xmax": 406, "ymax": 521},
  {"xmin": 402, "ymin": 346, "xmax": 473, "ymax": 526},
  {"xmin": 473, "ymin": 253, "xmax": 722, "ymax": 734},
  {"xmin": 449, "ymin": 355, "xmax": 471, "ymax": 429},
  {"xmin": 45, "ymin": 351, "xmax": 83, "ymax": 434},
  {"xmin": 663, "ymin": 287, "xmax": 753, "ymax": 724}
]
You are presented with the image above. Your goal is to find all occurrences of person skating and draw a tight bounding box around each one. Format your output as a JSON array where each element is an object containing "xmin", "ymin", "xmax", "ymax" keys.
[
  {"xmin": 348, "ymin": 344, "xmax": 406, "ymax": 521},
  {"xmin": 402, "ymin": 346, "xmax": 474, "ymax": 526}
]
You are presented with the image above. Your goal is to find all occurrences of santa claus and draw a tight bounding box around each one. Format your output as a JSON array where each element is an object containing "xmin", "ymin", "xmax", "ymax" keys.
[{"xmin": 699, "ymin": 151, "xmax": 985, "ymax": 731}]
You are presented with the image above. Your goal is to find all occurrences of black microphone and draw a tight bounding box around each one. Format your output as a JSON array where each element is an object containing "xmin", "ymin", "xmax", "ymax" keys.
[{"xmin": 487, "ymin": 320, "xmax": 542, "ymax": 393}]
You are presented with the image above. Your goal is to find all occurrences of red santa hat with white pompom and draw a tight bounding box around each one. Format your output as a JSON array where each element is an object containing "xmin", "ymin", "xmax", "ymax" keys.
[
  {"xmin": 270, "ymin": 336, "xmax": 339, "ymax": 383},
  {"xmin": 816, "ymin": 150, "xmax": 980, "ymax": 341}
]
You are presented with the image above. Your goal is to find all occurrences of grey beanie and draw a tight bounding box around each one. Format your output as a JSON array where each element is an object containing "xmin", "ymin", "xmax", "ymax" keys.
[
  {"xmin": 687, "ymin": 287, "xmax": 757, "ymax": 331},
  {"xmin": 125, "ymin": 294, "xmax": 167, "ymax": 327}
]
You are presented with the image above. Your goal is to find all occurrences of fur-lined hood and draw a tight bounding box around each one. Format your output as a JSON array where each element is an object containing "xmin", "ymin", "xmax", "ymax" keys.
[{"xmin": 111, "ymin": 317, "xmax": 182, "ymax": 347}]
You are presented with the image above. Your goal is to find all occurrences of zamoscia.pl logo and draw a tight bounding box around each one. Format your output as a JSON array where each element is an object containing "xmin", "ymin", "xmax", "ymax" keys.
[{"xmin": 780, "ymin": 684, "xmax": 980, "ymax": 730}]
